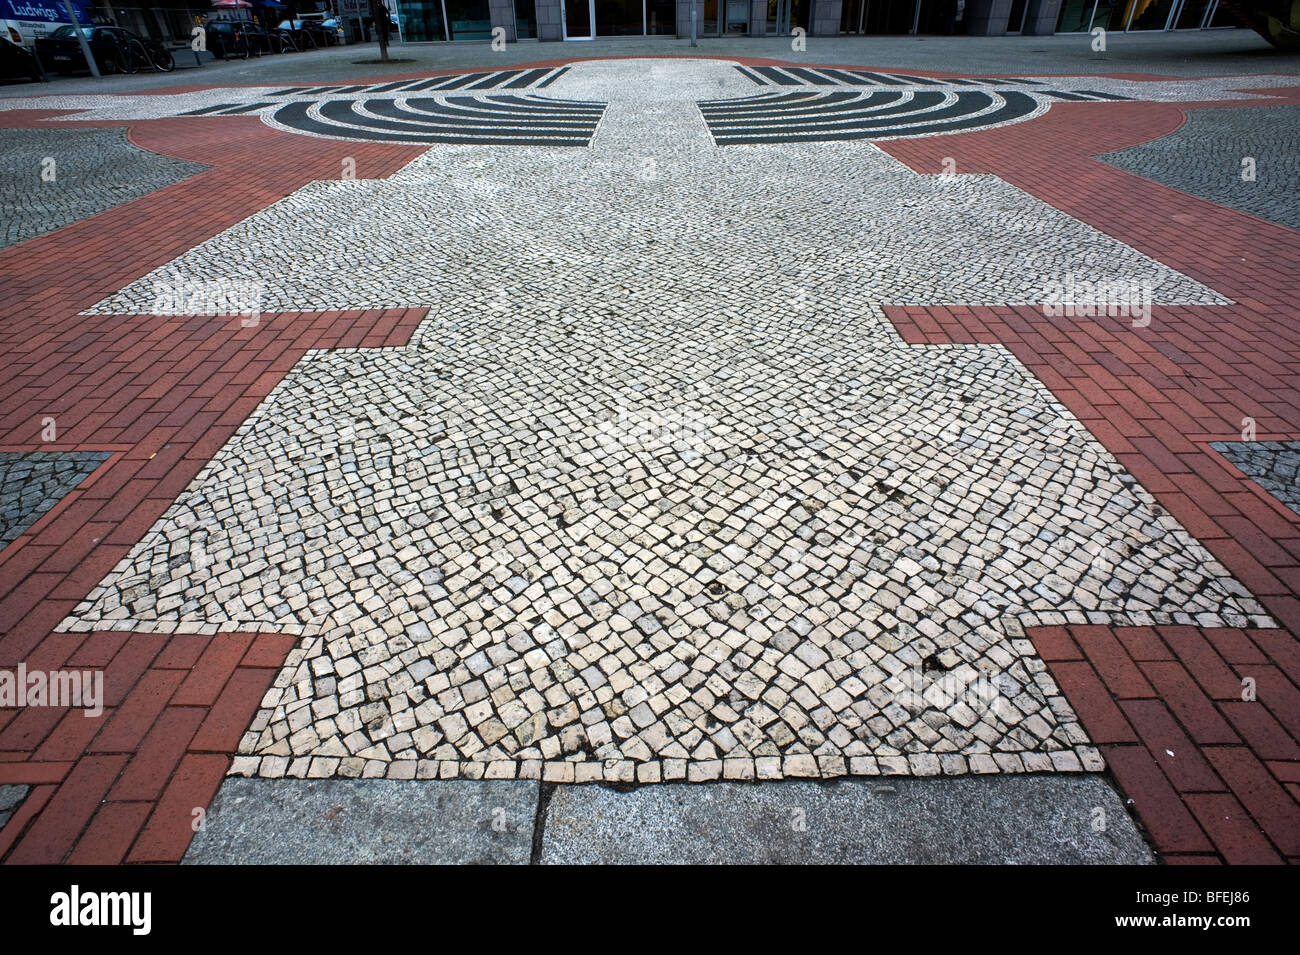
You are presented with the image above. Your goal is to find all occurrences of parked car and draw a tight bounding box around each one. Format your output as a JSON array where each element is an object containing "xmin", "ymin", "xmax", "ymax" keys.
[
  {"xmin": 203, "ymin": 19, "xmax": 274, "ymax": 58},
  {"xmin": 319, "ymin": 17, "xmax": 347, "ymax": 44},
  {"xmin": 0, "ymin": 32, "xmax": 41, "ymax": 82},
  {"xmin": 36, "ymin": 24, "xmax": 173, "ymax": 74},
  {"xmin": 276, "ymin": 18, "xmax": 334, "ymax": 48}
]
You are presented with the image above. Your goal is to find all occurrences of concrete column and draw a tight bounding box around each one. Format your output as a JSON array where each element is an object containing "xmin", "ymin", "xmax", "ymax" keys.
[
  {"xmin": 537, "ymin": 0, "xmax": 564, "ymax": 38},
  {"xmin": 964, "ymin": 0, "xmax": 1012, "ymax": 34},
  {"xmin": 489, "ymin": 0, "xmax": 518, "ymax": 40},
  {"xmin": 1021, "ymin": 0, "xmax": 1062, "ymax": 34},
  {"xmin": 810, "ymin": 0, "xmax": 842, "ymax": 35}
]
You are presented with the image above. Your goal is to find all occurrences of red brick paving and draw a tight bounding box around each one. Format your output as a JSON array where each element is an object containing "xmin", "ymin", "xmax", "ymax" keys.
[
  {"xmin": 1, "ymin": 71, "xmax": 1298, "ymax": 864},
  {"xmin": 0, "ymin": 114, "xmax": 421, "ymax": 863},
  {"xmin": 878, "ymin": 92, "xmax": 1300, "ymax": 863}
]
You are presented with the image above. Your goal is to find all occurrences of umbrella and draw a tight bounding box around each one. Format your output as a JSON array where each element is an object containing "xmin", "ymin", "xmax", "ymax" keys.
[{"xmin": 211, "ymin": 0, "xmax": 254, "ymax": 7}]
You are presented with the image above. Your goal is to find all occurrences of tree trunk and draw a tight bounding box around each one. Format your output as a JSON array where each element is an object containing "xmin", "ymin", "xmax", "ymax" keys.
[{"xmin": 370, "ymin": 0, "xmax": 391, "ymax": 61}]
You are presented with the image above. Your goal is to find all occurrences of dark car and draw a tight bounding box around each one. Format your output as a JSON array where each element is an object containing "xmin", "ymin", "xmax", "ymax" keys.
[
  {"xmin": 202, "ymin": 19, "xmax": 275, "ymax": 58},
  {"xmin": 0, "ymin": 34, "xmax": 42, "ymax": 83},
  {"xmin": 36, "ymin": 25, "xmax": 173, "ymax": 75},
  {"xmin": 275, "ymin": 18, "xmax": 333, "ymax": 49}
]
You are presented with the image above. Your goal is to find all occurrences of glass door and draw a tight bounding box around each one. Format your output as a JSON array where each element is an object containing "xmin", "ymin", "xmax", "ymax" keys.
[
  {"xmin": 701, "ymin": 0, "xmax": 720, "ymax": 34},
  {"xmin": 563, "ymin": 0, "xmax": 594, "ymax": 37},
  {"xmin": 768, "ymin": 0, "xmax": 790, "ymax": 34}
]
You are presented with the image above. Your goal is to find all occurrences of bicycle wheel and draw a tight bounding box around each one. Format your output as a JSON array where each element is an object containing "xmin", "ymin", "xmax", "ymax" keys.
[
  {"xmin": 128, "ymin": 38, "xmax": 152, "ymax": 73},
  {"xmin": 151, "ymin": 47, "xmax": 175, "ymax": 72},
  {"xmin": 116, "ymin": 45, "xmax": 139, "ymax": 74}
]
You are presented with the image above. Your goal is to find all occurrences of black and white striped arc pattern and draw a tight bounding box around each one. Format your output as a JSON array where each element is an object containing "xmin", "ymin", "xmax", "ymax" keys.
[
  {"xmin": 267, "ymin": 66, "xmax": 571, "ymax": 98},
  {"xmin": 733, "ymin": 65, "xmax": 1047, "ymax": 88},
  {"xmin": 699, "ymin": 88, "xmax": 1045, "ymax": 144},
  {"xmin": 261, "ymin": 93, "xmax": 605, "ymax": 146}
]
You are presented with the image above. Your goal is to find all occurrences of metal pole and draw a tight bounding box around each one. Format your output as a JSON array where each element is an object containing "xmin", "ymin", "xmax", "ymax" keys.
[
  {"xmin": 62, "ymin": 0, "xmax": 100, "ymax": 78},
  {"xmin": 690, "ymin": 0, "xmax": 697, "ymax": 44},
  {"xmin": 1163, "ymin": 0, "xmax": 1182, "ymax": 29},
  {"xmin": 910, "ymin": 0, "xmax": 920, "ymax": 34}
]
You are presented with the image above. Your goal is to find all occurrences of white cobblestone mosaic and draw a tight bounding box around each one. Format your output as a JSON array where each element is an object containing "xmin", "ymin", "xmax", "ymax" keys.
[{"xmin": 53, "ymin": 58, "xmax": 1273, "ymax": 782}]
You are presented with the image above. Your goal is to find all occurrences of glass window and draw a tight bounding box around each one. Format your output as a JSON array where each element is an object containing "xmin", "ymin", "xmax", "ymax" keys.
[
  {"xmin": 647, "ymin": 0, "xmax": 675, "ymax": 33},
  {"xmin": 1124, "ymin": 0, "xmax": 1178, "ymax": 28},
  {"xmin": 1055, "ymin": 0, "xmax": 1095, "ymax": 30},
  {"xmin": 446, "ymin": 0, "xmax": 492, "ymax": 38},
  {"xmin": 515, "ymin": 0, "xmax": 538, "ymax": 37},
  {"xmin": 1090, "ymin": 0, "xmax": 1124, "ymax": 29},
  {"xmin": 595, "ymin": 0, "xmax": 644, "ymax": 34},
  {"xmin": 1174, "ymin": 0, "xmax": 1213, "ymax": 26},
  {"xmin": 1208, "ymin": 1, "xmax": 1238, "ymax": 25},
  {"xmin": 397, "ymin": 0, "xmax": 448, "ymax": 40}
]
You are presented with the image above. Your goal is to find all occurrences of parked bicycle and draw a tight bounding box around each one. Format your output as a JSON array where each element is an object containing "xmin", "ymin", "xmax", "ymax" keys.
[{"xmin": 116, "ymin": 34, "xmax": 175, "ymax": 73}]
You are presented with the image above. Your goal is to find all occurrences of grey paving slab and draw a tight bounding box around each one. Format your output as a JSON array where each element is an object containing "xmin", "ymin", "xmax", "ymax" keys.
[
  {"xmin": 539, "ymin": 775, "xmax": 1155, "ymax": 864},
  {"xmin": 183, "ymin": 777, "xmax": 537, "ymax": 864}
]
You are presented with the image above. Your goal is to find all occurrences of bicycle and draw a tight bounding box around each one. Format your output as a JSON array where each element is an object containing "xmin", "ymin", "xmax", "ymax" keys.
[{"xmin": 115, "ymin": 36, "xmax": 175, "ymax": 73}]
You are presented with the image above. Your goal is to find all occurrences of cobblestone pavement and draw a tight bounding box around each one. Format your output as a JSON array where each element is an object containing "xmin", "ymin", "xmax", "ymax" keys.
[
  {"xmin": 0, "ymin": 128, "xmax": 207, "ymax": 250},
  {"xmin": 52, "ymin": 60, "xmax": 1270, "ymax": 785},
  {"xmin": 1213, "ymin": 441, "xmax": 1300, "ymax": 516},
  {"xmin": 0, "ymin": 452, "xmax": 110, "ymax": 550},
  {"xmin": 1101, "ymin": 105, "xmax": 1300, "ymax": 232},
  {"xmin": 0, "ymin": 786, "xmax": 27, "ymax": 830},
  {"xmin": 0, "ymin": 46, "xmax": 1298, "ymax": 864}
]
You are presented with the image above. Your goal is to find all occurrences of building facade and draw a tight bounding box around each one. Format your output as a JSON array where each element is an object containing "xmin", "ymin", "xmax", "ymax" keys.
[
  {"xmin": 96, "ymin": 0, "xmax": 1241, "ymax": 42},
  {"xmin": 393, "ymin": 0, "xmax": 1241, "ymax": 39}
]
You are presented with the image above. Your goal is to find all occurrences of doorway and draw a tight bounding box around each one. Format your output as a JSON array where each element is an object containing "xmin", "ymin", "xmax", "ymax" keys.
[{"xmin": 563, "ymin": 0, "xmax": 594, "ymax": 38}]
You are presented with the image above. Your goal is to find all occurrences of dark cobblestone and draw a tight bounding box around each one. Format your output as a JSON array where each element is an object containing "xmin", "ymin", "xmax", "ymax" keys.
[
  {"xmin": 1, "ymin": 127, "xmax": 207, "ymax": 250},
  {"xmin": 0, "ymin": 785, "xmax": 29, "ymax": 829},
  {"xmin": 0, "ymin": 450, "xmax": 111, "ymax": 550},
  {"xmin": 1211, "ymin": 439, "xmax": 1300, "ymax": 515},
  {"xmin": 1100, "ymin": 105, "xmax": 1300, "ymax": 231}
]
